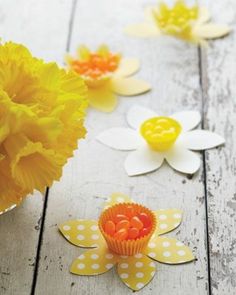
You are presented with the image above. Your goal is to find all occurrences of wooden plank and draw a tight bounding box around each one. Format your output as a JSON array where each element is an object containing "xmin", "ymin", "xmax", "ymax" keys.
[
  {"xmin": 200, "ymin": 0, "xmax": 236, "ymax": 294},
  {"xmin": 0, "ymin": 0, "xmax": 73, "ymax": 294},
  {"xmin": 35, "ymin": 1, "xmax": 209, "ymax": 294}
]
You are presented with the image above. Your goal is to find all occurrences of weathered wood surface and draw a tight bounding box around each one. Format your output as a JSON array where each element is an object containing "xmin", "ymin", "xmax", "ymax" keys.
[
  {"xmin": 35, "ymin": 1, "xmax": 208, "ymax": 294},
  {"xmin": 201, "ymin": 0, "xmax": 236, "ymax": 294},
  {"xmin": 0, "ymin": 0, "xmax": 73, "ymax": 294},
  {"xmin": 0, "ymin": 0, "xmax": 235, "ymax": 294}
]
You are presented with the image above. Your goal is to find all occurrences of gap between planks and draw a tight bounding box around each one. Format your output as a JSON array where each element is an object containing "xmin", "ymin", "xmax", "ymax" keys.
[
  {"xmin": 30, "ymin": 1, "xmax": 78, "ymax": 293},
  {"xmin": 198, "ymin": 46, "xmax": 212, "ymax": 295}
]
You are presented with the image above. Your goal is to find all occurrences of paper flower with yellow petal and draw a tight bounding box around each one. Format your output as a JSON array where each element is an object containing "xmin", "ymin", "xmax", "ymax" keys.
[
  {"xmin": 59, "ymin": 193, "xmax": 195, "ymax": 292},
  {"xmin": 125, "ymin": 0, "xmax": 231, "ymax": 45},
  {"xmin": 97, "ymin": 105, "xmax": 225, "ymax": 176},
  {"xmin": 65, "ymin": 45, "xmax": 151, "ymax": 112},
  {"xmin": 0, "ymin": 41, "xmax": 87, "ymax": 215}
]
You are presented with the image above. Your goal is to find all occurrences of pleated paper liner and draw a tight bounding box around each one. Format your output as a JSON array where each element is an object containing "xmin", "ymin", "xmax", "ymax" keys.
[
  {"xmin": 99, "ymin": 203, "xmax": 157, "ymax": 256},
  {"xmin": 0, "ymin": 203, "xmax": 17, "ymax": 216}
]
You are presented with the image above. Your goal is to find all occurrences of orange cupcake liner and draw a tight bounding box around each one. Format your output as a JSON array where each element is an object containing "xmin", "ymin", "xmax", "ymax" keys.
[{"xmin": 99, "ymin": 203, "xmax": 157, "ymax": 256}]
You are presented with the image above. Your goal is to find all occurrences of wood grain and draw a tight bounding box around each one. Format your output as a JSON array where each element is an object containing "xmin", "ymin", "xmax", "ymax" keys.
[
  {"xmin": 200, "ymin": 0, "xmax": 236, "ymax": 294},
  {"xmin": 0, "ymin": 0, "xmax": 74, "ymax": 294},
  {"xmin": 34, "ymin": 1, "xmax": 209, "ymax": 294}
]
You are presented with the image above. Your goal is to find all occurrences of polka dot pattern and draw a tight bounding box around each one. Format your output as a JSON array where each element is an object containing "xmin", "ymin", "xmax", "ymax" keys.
[
  {"xmin": 154, "ymin": 209, "xmax": 183, "ymax": 235},
  {"xmin": 59, "ymin": 219, "xmax": 103, "ymax": 248},
  {"xmin": 117, "ymin": 254, "xmax": 156, "ymax": 291},
  {"xmin": 59, "ymin": 197, "xmax": 194, "ymax": 292},
  {"xmin": 145, "ymin": 236, "xmax": 194, "ymax": 264},
  {"xmin": 71, "ymin": 247, "xmax": 118, "ymax": 275},
  {"xmin": 103, "ymin": 192, "xmax": 132, "ymax": 209}
]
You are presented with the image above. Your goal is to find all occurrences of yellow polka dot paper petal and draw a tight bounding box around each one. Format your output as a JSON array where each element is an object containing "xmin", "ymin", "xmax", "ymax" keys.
[
  {"xmin": 71, "ymin": 247, "xmax": 118, "ymax": 275},
  {"xmin": 117, "ymin": 254, "xmax": 156, "ymax": 291},
  {"xmin": 59, "ymin": 220, "xmax": 104, "ymax": 248},
  {"xmin": 145, "ymin": 236, "xmax": 194, "ymax": 264},
  {"xmin": 154, "ymin": 209, "xmax": 183, "ymax": 235},
  {"xmin": 103, "ymin": 192, "xmax": 133, "ymax": 209}
]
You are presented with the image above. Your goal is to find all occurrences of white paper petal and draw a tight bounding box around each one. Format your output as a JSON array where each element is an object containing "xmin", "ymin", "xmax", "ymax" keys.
[
  {"xmin": 124, "ymin": 145, "xmax": 164, "ymax": 176},
  {"xmin": 165, "ymin": 145, "xmax": 200, "ymax": 174},
  {"xmin": 127, "ymin": 105, "xmax": 157, "ymax": 130},
  {"xmin": 181, "ymin": 130, "xmax": 225, "ymax": 151},
  {"xmin": 96, "ymin": 128, "xmax": 143, "ymax": 151},
  {"xmin": 170, "ymin": 111, "xmax": 201, "ymax": 131}
]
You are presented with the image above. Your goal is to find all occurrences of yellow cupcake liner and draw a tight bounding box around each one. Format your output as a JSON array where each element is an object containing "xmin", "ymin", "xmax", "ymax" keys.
[{"xmin": 99, "ymin": 203, "xmax": 157, "ymax": 256}]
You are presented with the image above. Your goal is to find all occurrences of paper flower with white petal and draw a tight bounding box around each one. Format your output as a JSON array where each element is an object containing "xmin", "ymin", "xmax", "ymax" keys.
[
  {"xmin": 66, "ymin": 45, "xmax": 151, "ymax": 112},
  {"xmin": 125, "ymin": 0, "xmax": 231, "ymax": 45},
  {"xmin": 59, "ymin": 193, "xmax": 194, "ymax": 292},
  {"xmin": 97, "ymin": 105, "xmax": 225, "ymax": 176}
]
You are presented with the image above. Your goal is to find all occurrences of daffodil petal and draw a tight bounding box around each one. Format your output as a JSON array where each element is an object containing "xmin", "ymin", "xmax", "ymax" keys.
[
  {"xmin": 170, "ymin": 111, "xmax": 201, "ymax": 131},
  {"xmin": 194, "ymin": 23, "xmax": 231, "ymax": 39},
  {"xmin": 71, "ymin": 247, "xmax": 118, "ymax": 275},
  {"xmin": 96, "ymin": 128, "xmax": 143, "ymax": 150},
  {"xmin": 103, "ymin": 193, "xmax": 133, "ymax": 210},
  {"xmin": 197, "ymin": 7, "xmax": 211, "ymax": 24},
  {"xmin": 59, "ymin": 220, "xmax": 104, "ymax": 248},
  {"xmin": 125, "ymin": 23, "xmax": 160, "ymax": 37},
  {"xmin": 127, "ymin": 105, "xmax": 157, "ymax": 130},
  {"xmin": 87, "ymin": 86, "xmax": 117, "ymax": 113},
  {"xmin": 145, "ymin": 236, "xmax": 195, "ymax": 264},
  {"xmin": 115, "ymin": 58, "xmax": 140, "ymax": 77},
  {"xmin": 125, "ymin": 146, "xmax": 164, "ymax": 176},
  {"xmin": 111, "ymin": 77, "xmax": 151, "ymax": 96},
  {"xmin": 153, "ymin": 209, "xmax": 183, "ymax": 235},
  {"xmin": 165, "ymin": 145, "xmax": 200, "ymax": 174},
  {"xmin": 181, "ymin": 130, "xmax": 225, "ymax": 151},
  {"xmin": 117, "ymin": 254, "xmax": 156, "ymax": 291}
]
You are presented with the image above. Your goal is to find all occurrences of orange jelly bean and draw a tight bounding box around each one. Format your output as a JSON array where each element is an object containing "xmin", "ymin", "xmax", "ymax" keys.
[
  {"xmin": 114, "ymin": 228, "xmax": 128, "ymax": 241},
  {"xmin": 105, "ymin": 220, "xmax": 115, "ymax": 236},
  {"xmin": 138, "ymin": 212, "xmax": 152, "ymax": 228},
  {"xmin": 139, "ymin": 227, "xmax": 151, "ymax": 237},
  {"xmin": 114, "ymin": 214, "xmax": 128, "ymax": 223},
  {"xmin": 116, "ymin": 220, "xmax": 130, "ymax": 231},
  {"xmin": 125, "ymin": 206, "xmax": 135, "ymax": 219},
  {"xmin": 130, "ymin": 216, "xmax": 143, "ymax": 230},
  {"xmin": 128, "ymin": 227, "xmax": 139, "ymax": 239}
]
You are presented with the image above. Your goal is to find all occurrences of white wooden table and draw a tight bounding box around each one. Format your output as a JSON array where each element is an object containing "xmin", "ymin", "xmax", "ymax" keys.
[{"xmin": 0, "ymin": 0, "xmax": 235, "ymax": 294}]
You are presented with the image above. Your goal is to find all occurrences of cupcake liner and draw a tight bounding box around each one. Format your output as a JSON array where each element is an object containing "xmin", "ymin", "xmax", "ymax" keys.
[
  {"xmin": 0, "ymin": 203, "xmax": 17, "ymax": 216},
  {"xmin": 99, "ymin": 203, "xmax": 157, "ymax": 256}
]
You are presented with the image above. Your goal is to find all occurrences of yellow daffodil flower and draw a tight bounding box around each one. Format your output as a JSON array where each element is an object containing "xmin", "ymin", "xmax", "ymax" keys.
[
  {"xmin": 66, "ymin": 45, "xmax": 151, "ymax": 112},
  {"xmin": 0, "ymin": 42, "xmax": 88, "ymax": 214},
  {"xmin": 125, "ymin": 0, "xmax": 231, "ymax": 45}
]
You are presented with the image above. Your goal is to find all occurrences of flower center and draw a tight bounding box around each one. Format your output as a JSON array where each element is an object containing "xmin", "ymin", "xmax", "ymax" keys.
[
  {"xmin": 70, "ymin": 52, "xmax": 120, "ymax": 81},
  {"xmin": 152, "ymin": 0, "xmax": 198, "ymax": 38},
  {"xmin": 99, "ymin": 203, "xmax": 156, "ymax": 255},
  {"xmin": 140, "ymin": 116, "xmax": 182, "ymax": 151}
]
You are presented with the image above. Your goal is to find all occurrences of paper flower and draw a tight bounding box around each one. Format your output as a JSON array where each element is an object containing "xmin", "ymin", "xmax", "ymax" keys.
[
  {"xmin": 0, "ymin": 41, "xmax": 87, "ymax": 215},
  {"xmin": 59, "ymin": 193, "xmax": 194, "ymax": 291},
  {"xmin": 125, "ymin": 0, "xmax": 231, "ymax": 45},
  {"xmin": 65, "ymin": 45, "xmax": 151, "ymax": 112},
  {"xmin": 97, "ymin": 105, "xmax": 225, "ymax": 176}
]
